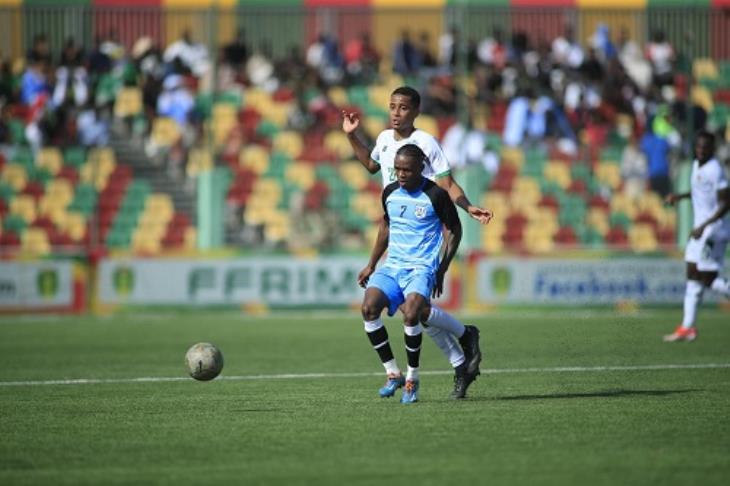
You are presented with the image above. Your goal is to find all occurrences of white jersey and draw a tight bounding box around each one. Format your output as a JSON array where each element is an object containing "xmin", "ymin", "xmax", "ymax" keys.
[
  {"xmin": 691, "ymin": 158, "xmax": 729, "ymax": 231},
  {"xmin": 370, "ymin": 129, "xmax": 451, "ymax": 186}
]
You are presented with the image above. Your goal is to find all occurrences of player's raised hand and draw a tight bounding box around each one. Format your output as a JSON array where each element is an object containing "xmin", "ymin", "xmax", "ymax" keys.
[
  {"xmin": 468, "ymin": 205, "xmax": 493, "ymax": 225},
  {"xmin": 664, "ymin": 193, "xmax": 680, "ymax": 206},
  {"xmin": 357, "ymin": 265, "xmax": 375, "ymax": 288},
  {"xmin": 342, "ymin": 110, "xmax": 360, "ymax": 134}
]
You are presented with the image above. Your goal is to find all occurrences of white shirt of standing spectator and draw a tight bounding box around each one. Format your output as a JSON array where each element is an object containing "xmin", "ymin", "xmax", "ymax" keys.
[
  {"xmin": 163, "ymin": 40, "xmax": 211, "ymax": 78},
  {"xmin": 370, "ymin": 129, "xmax": 451, "ymax": 186},
  {"xmin": 691, "ymin": 158, "xmax": 730, "ymax": 234},
  {"xmin": 645, "ymin": 42, "xmax": 674, "ymax": 76}
]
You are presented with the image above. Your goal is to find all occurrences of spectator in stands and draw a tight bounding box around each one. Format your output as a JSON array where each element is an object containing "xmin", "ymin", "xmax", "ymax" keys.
[
  {"xmin": 438, "ymin": 26, "xmax": 457, "ymax": 70},
  {"xmin": 26, "ymin": 34, "xmax": 51, "ymax": 65},
  {"xmin": 157, "ymin": 74, "xmax": 194, "ymax": 130},
  {"xmin": 392, "ymin": 30, "xmax": 419, "ymax": 76},
  {"xmin": 306, "ymin": 33, "xmax": 344, "ymax": 86},
  {"xmin": 645, "ymin": 29, "xmax": 675, "ymax": 88},
  {"xmin": 621, "ymin": 134, "xmax": 648, "ymax": 200},
  {"xmin": 246, "ymin": 41, "xmax": 278, "ymax": 91},
  {"xmin": 164, "ymin": 29, "xmax": 211, "ymax": 81},
  {"xmin": 222, "ymin": 28, "xmax": 249, "ymax": 70},
  {"xmin": 477, "ymin": 27, "xmax": 507, "ymax": 71},
  {"xmin": 77, "ymin": 98, "xmax": 110, "ymax": 147},
  {"xmin": 640, "ymin": 123, "xmax": 672, "ymax": 197},
  {"xmin": 589, "ymin": 23, "xmax": 617, "ymax": 65},
  {"xmin": 100, "ymin": 30, "xmax": 126, "ymax": 68},
  {"xmin": 0, "ymin": 59, "xmax": 15, "ymax": 105},
  {"xmin": 59, "ymin": 37, "xmax": 85, "ymax": 69},
  {"xmin": 441, "ymin": 112, "xmax": 499, "ymax": 175},
  {"xmin": 88, "ymin": 36, "xmax": 113, "ymax": 75},
  {"xmin": 618, "ymin": 27, "xmax": 652, "ymax": 93},
  {"xmin": 416, "ymin": 31, "xmax": 437, "ymax": 70},
  {"xmin": 552, "ymin": 24, "xmax": 584, "ymax": 70},
  {"xmin": 344, "ymin": 33, "xmax": 380, "ymax": 85},
  {"xmin": 275, "ymin": 45, "xmax": 308, "ymax": 85}
]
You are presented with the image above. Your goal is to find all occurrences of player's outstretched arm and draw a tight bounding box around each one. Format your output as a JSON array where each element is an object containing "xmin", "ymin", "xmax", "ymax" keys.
[
  {"xmin": 435, "ymin": 174, "xmax": 493, "ymax": 225},
  {"xmin": 434, "ymin": 201, "xmax": 462, "ymax": 298},
  {"xmin": 358, "ymin": 218, "xmax": 389, "ymax": 288},
  {"xmin": 342, "ymin": 110, "xmax": 381, "ymax": 174},
  {"xmin": 690, "ymin": 188, "xmax": 730, "ymax": 239},
  {"xmin": 665, "ymin": 192, "xmax": 691, "ymax": 206}
]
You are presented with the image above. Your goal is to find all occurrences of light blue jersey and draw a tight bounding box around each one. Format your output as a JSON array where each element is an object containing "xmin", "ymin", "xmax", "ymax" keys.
[{"xmin": 381, "ymin": 178, "xmax": 459, "ymax": 274}]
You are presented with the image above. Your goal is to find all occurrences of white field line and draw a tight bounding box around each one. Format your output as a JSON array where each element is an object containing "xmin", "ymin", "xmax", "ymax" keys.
[{"xmin": 1, "ymin": 363, "xmax": 729, "ymax": 387}]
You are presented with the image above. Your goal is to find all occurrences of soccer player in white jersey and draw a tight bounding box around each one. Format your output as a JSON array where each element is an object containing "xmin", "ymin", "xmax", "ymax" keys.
[
  {"xmin": 358, "ymin": 144, "xmax": 462, "ymax": 403},
  {"xmin": 664, "ymin": 131, "xmax": 730, "ymax": 342},
  {"xmin": 343, "ymin": 86, "xmax": 493, "ymax": 398}
]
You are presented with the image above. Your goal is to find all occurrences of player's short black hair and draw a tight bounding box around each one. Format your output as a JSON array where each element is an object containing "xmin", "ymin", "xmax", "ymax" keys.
[
  {"xmin": 696, "ymin": 129, "xmax": 715, "ymax": 146},
  {"xmin": 396, "ymin": 144, "xmax": 426, "ymax": 165},
  {"xmin": 391, "ymin": 86, "xmax": 420, "ymax": 109}
]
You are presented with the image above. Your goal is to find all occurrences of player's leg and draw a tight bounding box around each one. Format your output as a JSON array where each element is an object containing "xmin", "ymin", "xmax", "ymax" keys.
[
  {"xmin": 363, "ymin": 269, "xmax": 406, "ymax": 397},
  {"xmin": 707, "ymin": 239, "xmax": 730, "ymax": 297},
  {"xmin": 420, "ymin": 303, "xmax": 482, "ymax": 376},
  {"xmin": 664, "ymin": 263, "xmax": 707, "ymax": 342},
  {"xmin": 666, "ymin": 236, "xmax": 728, "ymax": 341},
  {"xmin": 399, "ymin": 292, "xmax": 428, "ymax": 404}
]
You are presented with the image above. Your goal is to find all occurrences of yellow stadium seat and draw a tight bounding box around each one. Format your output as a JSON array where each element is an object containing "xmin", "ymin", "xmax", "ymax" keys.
[
  {"xmin": 610, "ymin": 192, "xmax": 637, "ymax": 219},
  {"xmin": 186, "ymin": 148, "xmax": 214, "ymax": 178},
  {"xmin": 285, "ymin": 163, "xmax": 315, "ymax": 190},
  {"xmin": 114, "ymin": 87, "xmax": 143, "ymax": 118},
  {"xmin": 596, "ymin": 163, "xmax": 622, "ymax": 191},
  {"xmin": 364, "ymin": 118, "xmax": 386, "ymax": 140},
  {"xmin": 239, "ymin": 145, "xmax": 270, "ymax": 174},
  {"xmin": 629, "ymin": 223, "xmax": 658, "ymax": 253},
  {"xmin": 273, "ymin": 131, "xmax": 303, "ymax": 159},
  {"xmin": 587, "ymin": 207, "xmax": 610, "ymax": 236},
  {"xmin": 351, "ymin": 192, "xmax": 381, "ymax": 220},
  {"xmin": 21, "ymin": 228, "xmax": 50, "ymax": 256},
  {"xmin": 64, "ymin": 212, "xmax": 86, "ymax": 241},
  {"xmin": 262, "ymin": 102, "xmax": 291, "ymax": 127},
  {"xmin": 501, "ymin": 147, "xmax": 525, "ymax": 170},
  {"xmin": 151, "ymin": 117, "xmax": 181, "ymax": 147},
  {"xmin": 184, "ymin": 226, "xmax": 197, "ymax": 249},
  {"xmin": 691, "ymin": 85, "xmax": 714, "ymax": 113},
  {"xmin": 340, "ymin": 162, "xmax": 370, "ymax": 191},
  {"xmin": 368, "ymin": 85, "xmax": 392, "ymax": 108},
  {"xmin": 543, "ymin": 161, "xmax": 571, "ymax": 189},
  {"xmin": 324, "ymin": 131, "xmax": 354, "ymax": 160},
  {"xmin": 693, "ymin": 58, "xmax": 718, "ymax": 80},
  {"xmin": 36, "ymin": 148, "xmax": 63, "ymax": 175},
  {"xmin": 10, "ymin": 195, "xmax": 36, "ymax": 223},
  {"xmin": 243, "ymin": 88, "xmax": 272, "ymax": 111},
  {"xmin": 328, "ymin": 86, "xmax": 348, "ymax": 107},
  {"xmin": 1, "ymin": 163, "xmax": 28, "ymax": 191},
  {"xmin": 417, "ymin": 115, "xmax": 438, "ymax": 138}
]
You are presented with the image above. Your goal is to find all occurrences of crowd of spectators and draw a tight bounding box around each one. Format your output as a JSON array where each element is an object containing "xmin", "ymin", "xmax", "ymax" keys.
[{"xmin": 1, "ymin": 22, "xmax": 726, "ymax": 205}]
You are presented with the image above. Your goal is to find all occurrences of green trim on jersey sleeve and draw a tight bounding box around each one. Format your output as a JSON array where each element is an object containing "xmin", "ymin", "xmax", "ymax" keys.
[{"xmin": 434, "ymin": 169, "xmax": 451, "ymax": 178}]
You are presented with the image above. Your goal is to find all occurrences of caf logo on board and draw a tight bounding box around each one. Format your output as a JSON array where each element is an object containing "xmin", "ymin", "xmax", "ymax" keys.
[
  {"xmin": 113, "ymin": 267, "xmax": 135, "ymax": 296},
  {"xmin": 491, "ymin": 267, "xmax": 512, "ymax": 296},
  {"xmin": 37, "ymin": 270, "xmax": 58, "ymax": 299}
]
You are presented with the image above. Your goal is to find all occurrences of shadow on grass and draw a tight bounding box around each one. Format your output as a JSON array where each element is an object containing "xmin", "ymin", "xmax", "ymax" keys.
[{"xmin": 491, "ymin": 389, "xmax": 701, "ymax": 401}]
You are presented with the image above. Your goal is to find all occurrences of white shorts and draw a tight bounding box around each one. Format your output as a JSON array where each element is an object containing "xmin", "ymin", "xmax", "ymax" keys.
[{"xmin": 685, "ymin": 224, "xmax": 729, "ymax": 272}]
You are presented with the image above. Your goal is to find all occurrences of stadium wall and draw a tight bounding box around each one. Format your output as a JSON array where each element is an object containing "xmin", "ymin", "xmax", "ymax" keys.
[{"xmin": 1, "ymin": 1, "xmax": 727, "ymax": 61}]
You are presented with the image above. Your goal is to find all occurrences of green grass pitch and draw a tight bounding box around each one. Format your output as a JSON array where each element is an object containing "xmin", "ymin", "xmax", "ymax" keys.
[{"xmin": 1, "ymin": 309, "xmax": 729, "ymax": 485}]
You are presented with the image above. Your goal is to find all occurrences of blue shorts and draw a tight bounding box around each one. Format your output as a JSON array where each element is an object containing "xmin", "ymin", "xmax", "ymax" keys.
[{"xmin": 367, "ymin": 266, "xmax": 434, "ymax": 316}]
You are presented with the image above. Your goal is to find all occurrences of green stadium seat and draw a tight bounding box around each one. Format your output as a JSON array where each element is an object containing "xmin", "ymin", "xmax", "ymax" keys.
[{"xmin": 63, "ymin": 147, "xmax": 87, "ymax": 168}]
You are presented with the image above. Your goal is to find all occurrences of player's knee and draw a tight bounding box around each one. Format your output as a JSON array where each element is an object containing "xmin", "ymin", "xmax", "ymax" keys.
[
  {"xmin": 419, "ymin": 304, "xmax": 432, "ymax": 324},
  {"xmin": 402, "ymin": 308, "xmax": 420, "ymax": 326},
  {"xmin": 361, "ymin": 301, "xmax": 381, "ymax": 321}
]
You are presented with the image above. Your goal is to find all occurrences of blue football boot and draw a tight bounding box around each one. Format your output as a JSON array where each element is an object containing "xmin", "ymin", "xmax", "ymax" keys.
[
  {"xmin": 400, "ymin": 380, "xmax": 419, "ymax": 404},
  {"xmin": 379, "ymin": 373, "xmax": 405, "ymax": 398}
]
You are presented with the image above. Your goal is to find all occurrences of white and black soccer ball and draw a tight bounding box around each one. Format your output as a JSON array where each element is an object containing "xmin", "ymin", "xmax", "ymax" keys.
[{"xmin": 185, "ymin": 342, "xmax": 224, "ymax": 381}]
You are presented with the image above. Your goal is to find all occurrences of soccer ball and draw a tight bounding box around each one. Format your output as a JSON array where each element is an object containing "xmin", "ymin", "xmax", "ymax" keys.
[{"xmin": 185, "ymin": 342, "xmax": 224, "ymax": 381}]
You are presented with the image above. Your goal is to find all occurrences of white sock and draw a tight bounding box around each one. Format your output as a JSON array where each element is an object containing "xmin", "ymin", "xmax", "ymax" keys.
[
  {"xmin": 424, "ymin": 326, "xmax": 465, "ymax": 367},
  {"xmin": 710, "ymin": 277, "xmax": 730, "ymax": 297},
  {"xmin": 425, "ymin": 305, "xmax": 466, "ymax": 338},
  {"xmin": 406, "ymin": 366, "xmax": 419, "ymax": 382},
  {"xmin": 681, "ymin": 280, "xmax": 704, "ymax": 329},
  {"xmin": 363, "ymin": 318, "xmax": 383, "ymax": 333},
  {"xmin": 383, "ymin": 359, "xmax": 400, "ymax": 376}
]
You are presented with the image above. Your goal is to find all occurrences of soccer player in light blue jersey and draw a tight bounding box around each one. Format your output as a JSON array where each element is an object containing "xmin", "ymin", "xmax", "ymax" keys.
[
  {"xmin": 344, "ymin": 86, "xmax": 487, "ymax": 399},
  {"xmin": 358, "ymin": 144, "xmax": 462, "ymax": 404}
]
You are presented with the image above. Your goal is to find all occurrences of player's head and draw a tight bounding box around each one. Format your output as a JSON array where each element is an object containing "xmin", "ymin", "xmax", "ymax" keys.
[
  {"xmin": 394, "ymin": 144, "xmax": 425, "ymax": 190},
  {"xmin": 389, "ymin": 86, "xmax": 420, "ymax": 132},
  {"xmin": 694, "ymin": 130, "xmax": 715, "ymax": 163}
]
